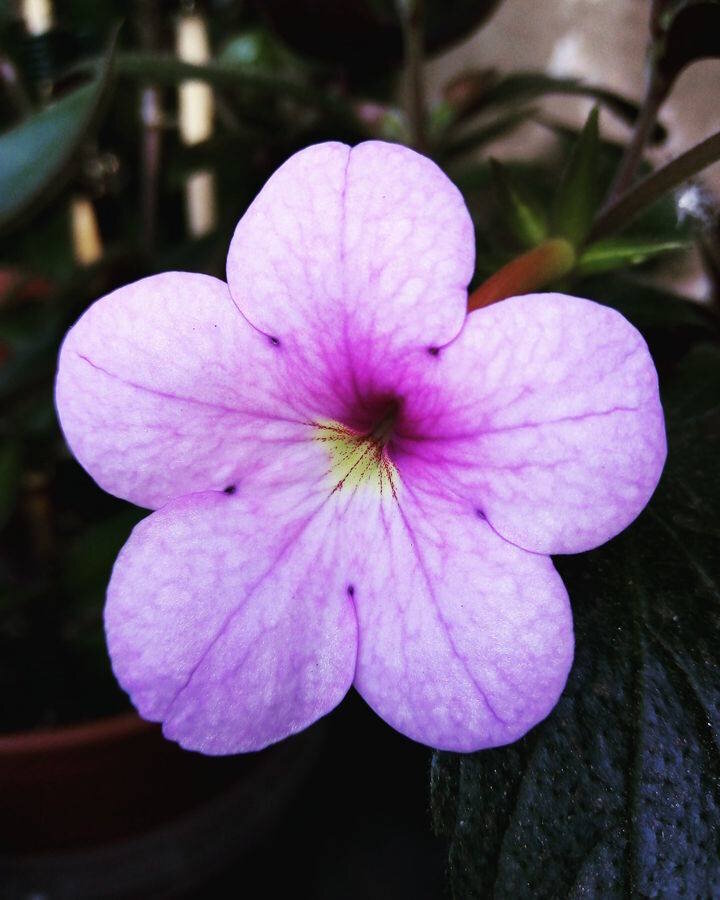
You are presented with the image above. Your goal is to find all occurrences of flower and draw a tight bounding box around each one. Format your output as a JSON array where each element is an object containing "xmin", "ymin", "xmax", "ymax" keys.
[{"xmin": 55, "ymin": 141, "xmax": 666, "ymax": 754}]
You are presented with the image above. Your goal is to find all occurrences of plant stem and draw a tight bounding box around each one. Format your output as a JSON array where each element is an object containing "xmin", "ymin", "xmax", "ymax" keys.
[
  {"xmin": 590, "ymin": 128, "xmax": 720, "ymax": 240},
  {"xmin": 140, "ymin": 87, "xmax": 162, "ymax": 250},
  {"xmin": 0, "ymin": 54, "xmax": 32, "ymax": 119},
  {"xmin": 605, "ymin": 73, "xmax": 667, "ymax": 203},
  {"xmin": 396, "ymin": 0, "xmax": 427, "ymax": 153},
  {"xmin": 136, "ymin": 0, "xmax": 162, "ymax": 252}
]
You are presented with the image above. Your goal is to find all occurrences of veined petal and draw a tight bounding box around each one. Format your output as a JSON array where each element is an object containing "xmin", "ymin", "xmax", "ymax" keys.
[
  {"xmin": 106, "ymin": 490, "xmax": 357, "ymax": 754},
  {"xmin": 226, "ymin": 141, "xmax": 474, "ymax": 359},
  {"xmin": 398, "ymin": 293, "xmax": 666, "ymax": 555},
  {"xmin": 345, "ymin": 483, "xmax": 573, "ymax": 751},
  {"xmin": 55, "ymin": 272, "xmax": 312, "ymax": 509}
]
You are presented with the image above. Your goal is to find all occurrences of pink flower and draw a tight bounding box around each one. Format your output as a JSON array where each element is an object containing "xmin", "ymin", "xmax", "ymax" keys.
[{"xmin": 55, "ymin": 142, "xmax": 666, "ymax": 754}]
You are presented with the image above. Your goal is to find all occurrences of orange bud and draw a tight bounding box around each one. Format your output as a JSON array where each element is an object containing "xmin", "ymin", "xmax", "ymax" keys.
[{"xmin": 468, "ymin": 238, "xmax": 575, "ymax": 311}]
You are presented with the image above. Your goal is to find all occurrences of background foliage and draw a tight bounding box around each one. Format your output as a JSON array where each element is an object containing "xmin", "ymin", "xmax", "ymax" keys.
[{"xmin": 1, "ymin": 1, "xmax": 719, "ymax": 895}]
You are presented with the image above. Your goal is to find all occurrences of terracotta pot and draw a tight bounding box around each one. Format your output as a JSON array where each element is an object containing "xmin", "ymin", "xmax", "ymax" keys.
[{"xmin": 0, "ymin": 711, "xmax": 322, "ymax": 898}]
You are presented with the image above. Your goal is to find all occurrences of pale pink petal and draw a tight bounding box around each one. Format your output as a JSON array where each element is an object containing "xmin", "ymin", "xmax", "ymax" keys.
[
  {"xmin": 226, "ymin": 141, "xmax": 474, "ymax": 358},
  {"xmin": 397, "ymin": 293, "xmax": 667, "ymax": 555},
  {"xmin": 343, "ymin": 483, "xmax": 573, "ymax": 751},
  {"xmin": 106, "ymin": 489, "xmax": 357, "ymax": 754},
  {"xmin": 55, "ymin": 272, "xmax": 314, "ymax": 509}
]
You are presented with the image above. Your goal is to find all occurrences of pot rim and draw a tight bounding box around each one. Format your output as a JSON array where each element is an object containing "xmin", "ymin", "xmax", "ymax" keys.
[{"xmin": 0, "ymin": 710, "xmax": 153, "ymax": 756}]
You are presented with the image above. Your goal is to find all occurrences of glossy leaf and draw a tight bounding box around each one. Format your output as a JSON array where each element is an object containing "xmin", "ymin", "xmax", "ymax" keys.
[
  {"xmin": 432, "ymin": 342, "xmax": 720, "ymax": 899},
  {"xmin": 552, "ymin": 106, "xmax": 600, "ymax": 246},
  {"xmin": 0, "ymin": 36, "xmax": 116, "ymax": 233}
]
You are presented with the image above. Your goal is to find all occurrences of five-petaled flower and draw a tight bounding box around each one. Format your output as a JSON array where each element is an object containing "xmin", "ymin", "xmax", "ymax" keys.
[{"xmin": 55, "ymin": 142, "xmax": 666, "ymax": 754}]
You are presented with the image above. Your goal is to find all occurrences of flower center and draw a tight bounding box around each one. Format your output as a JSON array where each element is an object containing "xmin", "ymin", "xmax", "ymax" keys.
[{"xmin": 314, "ymin": 396, "xmax": 401, "ymax": 497}]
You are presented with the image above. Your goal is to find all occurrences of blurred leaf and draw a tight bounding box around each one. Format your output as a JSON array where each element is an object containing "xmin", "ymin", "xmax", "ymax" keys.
[
  {"xmin": 432, "ymin": 341, "xmax": 720, "ymax": 899},
  {"xmin": 441, "ymin": 68, "xmax": 497, "ymax": 124},
  {"xmin": 218, "ymin": 28, "xmax": 300, "ymax": 73},
  {"xmin": 0, "ymin": 0, "xmax": 15, "ymax": 24},
  {"xmin": 0, "ymin": 303, "xmax": 65, "ymax": 402},
  {"xmin": 0, "ymin": 441, "xmax": 20, "ymax": 529},
  {"xmin": 0, "ymin": 30, "xmax": 117, "ymax": 233},
  {"xmin": 256, "ymin": 0, "xmax": 503, "ymax": 76},
  {"xmin": 577, "ymin": 275, "xmax": 719, "ymax": 369},
  {"xmin": 590, "ymin": 129, "xmax": 720, "ymax": 241},
  {"xmin": 576, "ymin": 236, "xmax": 689, "ymax": 275},
  {"xmin": 489, "ymin": 157, "xmax": 547, "ymax": 248},
  {"xmin": 656, "ymin": 1, "xmax": 720, "ymax": 86},
  {"xmin": 476, "ymin": 72, "xmax": 667, "ymax": 143},
  {"xmin": 113, "ymin": 53, "xmax": 358, "ymax": 130},
  {"xmin": 61, "ymin": 506, "xmax": 145, "ymax": 600},
  {"xmin": 441, "ymin": 110, "xmax": 530, "ymax": 161},
  {"xmin": 552, "ymin": 106, "xmax": 600, "ymax": 246}
]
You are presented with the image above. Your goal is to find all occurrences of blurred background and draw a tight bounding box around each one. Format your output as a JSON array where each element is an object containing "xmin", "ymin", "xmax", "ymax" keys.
[{"xmin": 0, "ymin": 1, "xmax": 718, "ymax": 897}]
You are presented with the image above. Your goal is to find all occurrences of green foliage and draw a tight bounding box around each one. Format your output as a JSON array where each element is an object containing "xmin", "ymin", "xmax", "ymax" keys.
[
  {"xmin": 432, "ymin": 335, "xmax": 720, "ymax": 898},
  {"xmin": 489, "ymin": 158, "xmax": 547, "ymax": 248},
  {"xmin": 471, "ymin": 72, "xmax": 667, "ymax": 142},
  {"xmin": 551, "ymin": 106, "xmax": 600, "ymax": 247},
  {"xmin": 0, "ymin": 0, "xmax": 716, "ymax": 808},
  {"xmin": 440, "ymin": 110, "xmax": 530, "ymax": 162},
  {"xmin": 0, "ymin": 33, "xmax": 116, "ymax": 233},
  {"xmin": 575, "ymin": 237, "xmax": 689, "ymax": 275}
]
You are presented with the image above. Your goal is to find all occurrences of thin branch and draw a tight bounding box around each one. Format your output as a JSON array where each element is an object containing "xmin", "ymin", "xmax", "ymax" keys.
[
  {"xmin": 136, "ymin": 0, "xmax": 163, "ymax": 251},
  {"xmin": 396, "ymin": 0, "xmax": 427, "ymax": 152},
  {"xmin": 140, "ymin": 86, "xmax": 162, "ymax": 250},
  {"xmin": 590, "ymin": 128, "xmax": 720, "ymax": 240},
  {"xmin": 605, "ymin": 74, "xmax": 667, "ymax": 202},
  {"xmin": 0, "ymin": 54, "xmax": 33, "ymax": 118}
]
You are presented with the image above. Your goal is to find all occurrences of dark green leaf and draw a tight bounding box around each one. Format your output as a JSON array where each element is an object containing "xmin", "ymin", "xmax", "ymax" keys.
[
  {"xmin": 489, "ymin": 158, "xmax": 547, "ymax": 248},
  {"xmin": 552, "ymin": 106, "xmax": 600, "ymax": 246},
  {"xmin": 656, "ymin": 1, "xmax": 720, "ymax": 86},
  {"xmin": 115, "ymin": 53, "xmax": 337, "ymax": 112},
  {"xmin": 575, "ymin": 237, "xmax": 689, "ymax": 275},
  {"xmin": 432, "ymin": 343, "xmax": 720, "ymax": 898},
  {"xmin": 257, "ymin": 0, "xmax": 502, "ymax": 74},
  {"xmin": 0, "ymin": 32, "xmax": 117, "ymax": 233},
  {"xmin": 0, "ymin": 0, "xmax": 15, "ymax": 24},
  {"xmin": 61, "ymin": 507, "xmax": 146, "ymax": 600},
  {"xmin": 576, "ymin": 275, "xmax": 719, "ymax": 370},
  {"xmin": 441, "ymin": 110, "xmax": 530, "ymax": 161},
  {"xmin": 475, "ymin": 73, "xmax": 667, "ymax": 143}
]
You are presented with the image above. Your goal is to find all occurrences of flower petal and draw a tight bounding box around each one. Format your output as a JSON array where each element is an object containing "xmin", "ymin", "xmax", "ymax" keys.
[
  {"xmin": 346, "ymin": 484, "xmax": 573, "ymax": 751},
  {"xmin": 106, "ymin": 490, "xmax": 357, "ymax": 754},
  {"xmin": 55, "ymin": 272, "xmax": 309, "ymax": 509},
  {"xmin": 399, "ymin": 293, "xmax": 666, "ymax": 555},
  {"xmin": 226, "ymin": 141, "xmax": 474, "ymax": 355}
]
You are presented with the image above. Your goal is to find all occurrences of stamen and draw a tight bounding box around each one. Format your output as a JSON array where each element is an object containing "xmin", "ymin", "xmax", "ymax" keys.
[{"xmin": 314, "ymin": 396, "xmax": 402, "ymax": 497}]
